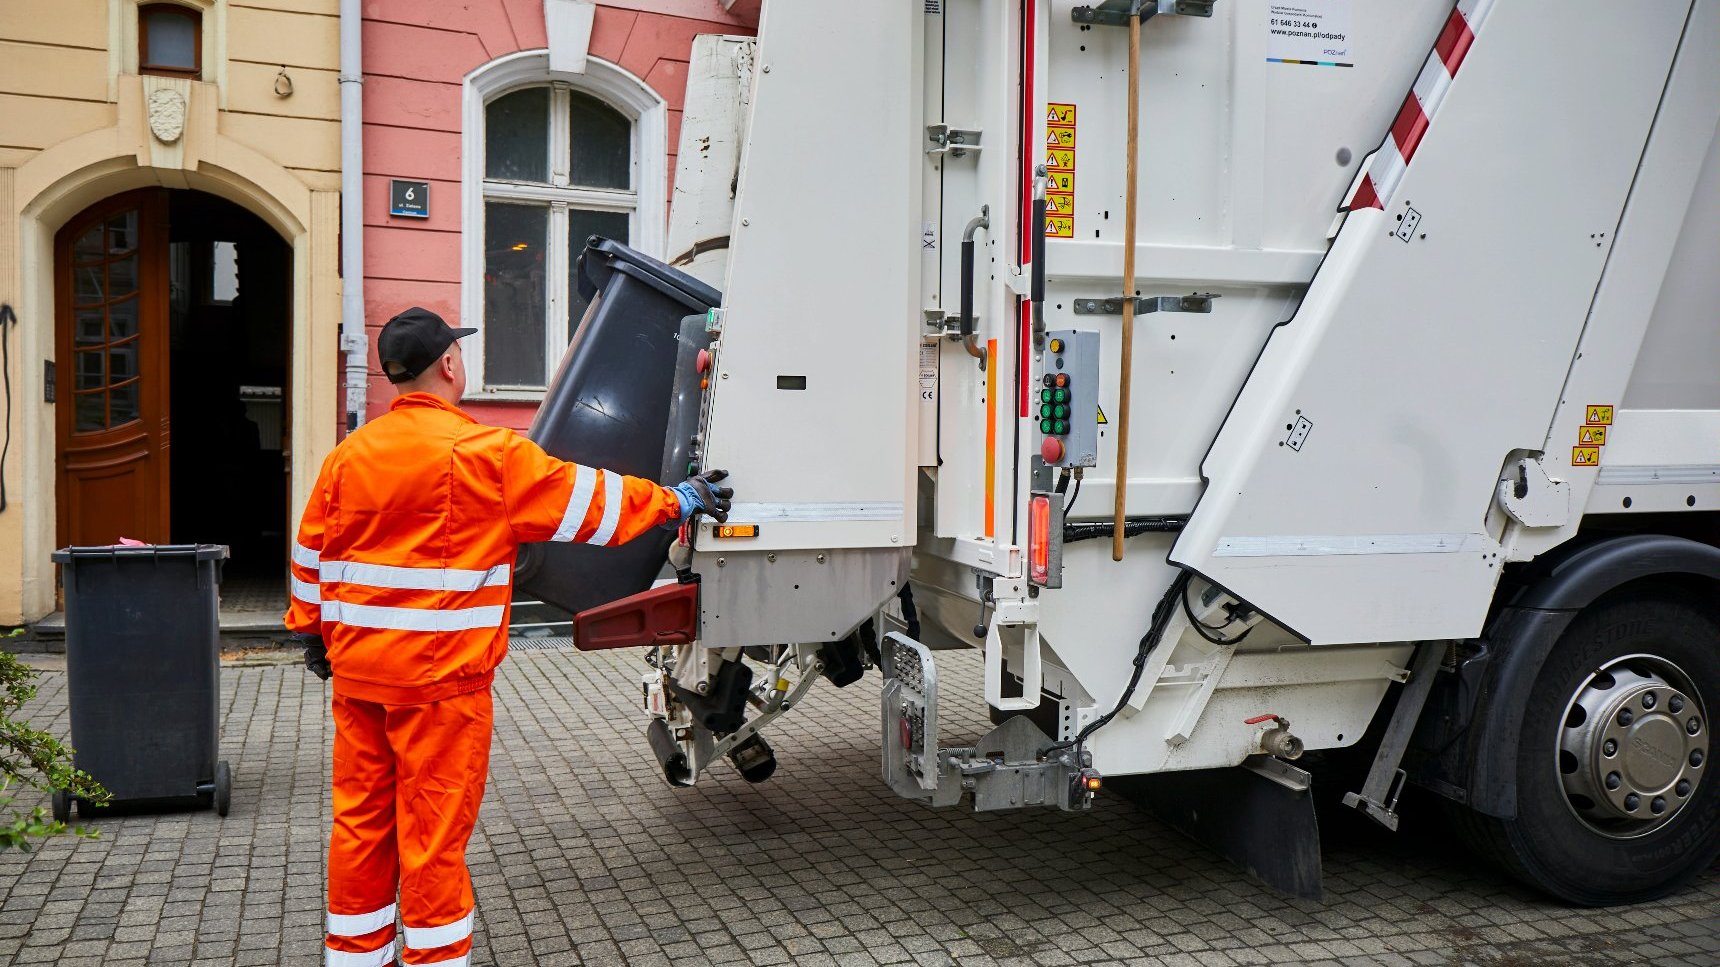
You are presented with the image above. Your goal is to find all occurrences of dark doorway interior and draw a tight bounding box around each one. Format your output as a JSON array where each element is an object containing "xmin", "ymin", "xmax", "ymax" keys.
[{"xmin": 165, "ymin": 192, "xmax": 290, "ymax": 586}]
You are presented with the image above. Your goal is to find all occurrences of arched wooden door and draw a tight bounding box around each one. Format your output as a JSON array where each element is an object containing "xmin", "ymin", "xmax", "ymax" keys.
[{"xmin": 56, "ymin": 189, "xmax": 171, "ymax": 546}]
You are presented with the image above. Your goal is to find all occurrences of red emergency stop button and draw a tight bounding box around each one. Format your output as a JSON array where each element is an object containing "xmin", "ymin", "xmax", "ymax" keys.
[
  {"xmin": 696, "ymin": 349, "xmax": 712, "ymax": 374},
  {"xmin": 1041, "ymin": 436, "xmax": 1065, "ymax": 463}
]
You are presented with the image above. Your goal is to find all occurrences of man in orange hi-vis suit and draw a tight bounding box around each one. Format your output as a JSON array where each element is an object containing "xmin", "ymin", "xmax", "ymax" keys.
[{"xmin": 286, "ymin": 307, "xmax": 731, "ymax": 967}]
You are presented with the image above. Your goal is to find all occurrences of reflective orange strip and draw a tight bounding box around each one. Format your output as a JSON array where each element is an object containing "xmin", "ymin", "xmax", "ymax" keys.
[{"xmin": 984, "ymin": 338, "xmax": 998, "ymax": 538}]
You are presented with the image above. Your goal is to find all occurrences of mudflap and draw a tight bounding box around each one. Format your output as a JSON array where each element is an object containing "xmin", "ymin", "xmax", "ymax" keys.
[{"xmin": 1122, "ymin": 757, "xmax": 1323, "ymax": 900}]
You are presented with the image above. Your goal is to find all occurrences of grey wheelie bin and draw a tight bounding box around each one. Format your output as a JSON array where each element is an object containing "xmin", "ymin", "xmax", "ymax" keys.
[{"xmin": 49, "ymin": 544, "xmax": 232, "ymax": 820}]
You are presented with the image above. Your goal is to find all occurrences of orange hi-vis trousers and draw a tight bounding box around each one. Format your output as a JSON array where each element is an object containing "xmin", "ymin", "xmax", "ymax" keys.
[{"xmin": 325, "ymin": 688, "xmax": 492, "ymax": 967}]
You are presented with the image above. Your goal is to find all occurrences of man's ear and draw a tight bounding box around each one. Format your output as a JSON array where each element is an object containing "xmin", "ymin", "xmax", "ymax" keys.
[{"xmin": 441, "ymin": 352, "xmax": 458, "ymax": 380}]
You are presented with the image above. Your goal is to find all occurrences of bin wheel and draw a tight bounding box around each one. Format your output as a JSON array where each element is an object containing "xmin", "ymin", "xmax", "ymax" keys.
[
  {"xmin": 50, "ymin": 790, "xmax": 71, "ymax": 825},
  {"xmin": 214, "ymin": 761, "xmax": 232, "ymax": 817}
]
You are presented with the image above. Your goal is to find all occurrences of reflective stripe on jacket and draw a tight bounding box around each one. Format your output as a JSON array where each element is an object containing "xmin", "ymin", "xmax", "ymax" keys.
[{"xmin": 284, "ymin": 392, "xmax": 680, "ymax": 703}]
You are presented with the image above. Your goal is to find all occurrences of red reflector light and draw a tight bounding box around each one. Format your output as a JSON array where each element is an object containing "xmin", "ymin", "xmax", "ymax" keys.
[{"xmin": 1029, "ymin": 495, "xmax": 1051, "ymax": 585}]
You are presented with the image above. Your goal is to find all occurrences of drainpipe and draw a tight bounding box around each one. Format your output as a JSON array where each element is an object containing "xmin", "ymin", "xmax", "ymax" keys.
[{"xmin": 338, "ymin": 0, "xmax": 367, "ymax": 432}]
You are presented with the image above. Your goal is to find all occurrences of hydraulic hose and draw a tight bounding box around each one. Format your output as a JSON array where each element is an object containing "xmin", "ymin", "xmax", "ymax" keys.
[{"xmin": 960, "ymin": 206, "xmax": 990, "ymax": 366}]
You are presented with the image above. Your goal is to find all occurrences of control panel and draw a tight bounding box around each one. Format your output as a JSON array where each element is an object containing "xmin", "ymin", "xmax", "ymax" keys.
[{"xmin": 1038, "ymin": 329, "xmax": 1099, "ymax": 468}]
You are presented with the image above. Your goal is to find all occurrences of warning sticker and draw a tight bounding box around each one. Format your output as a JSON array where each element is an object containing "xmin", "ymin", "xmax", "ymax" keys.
[
  {"xmin": 1577, "ymin": 425, "xmax": 1608, "ymax": 447},
  {"xmin": 1572, "ymin": 446, "xmax": 1601, "ymax": 467},
  {"xmin": 1045, "ymin": 148, "xmax": 1076, "ymax": 171},
  {"xmin": 1045, "ymin": 193, "xmax": 1074, "ymax": 216},
  {"xmin": 1267, "ymin": 2, "xmax": 1354, "ymax": 67},
  {"xmin": 1046, "ymin": 103, "xmax": 1076, "ymax": 127},
  {"xmin": 1047, "ymin": 171, "xmax": 1074, "ymax": 193},
  {"xmin": 1045, "ymin": 214, "xmax": 1075, "ymax": 238},
  {"xmin": 1584, "ymin": 404, "xmax": 1614, "ymax": 426},
  {"xmin": 1046, "ymin": 127, "xmax": 1076, "ymax": 149},
  {"xmin": 1096, "ymin": 405, "xmax": 1108, "ymax": 425}
]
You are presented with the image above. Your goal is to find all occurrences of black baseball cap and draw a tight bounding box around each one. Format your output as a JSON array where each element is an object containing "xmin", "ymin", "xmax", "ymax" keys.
[{"xmin": 377, "ymin": 307, "xmax": 476, "ymax": 383}]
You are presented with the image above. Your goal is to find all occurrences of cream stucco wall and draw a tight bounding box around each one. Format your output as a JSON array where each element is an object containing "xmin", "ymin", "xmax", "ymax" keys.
[{"xmin": 0, "ymin": 0, "xmax": 341, "ymax": 624}]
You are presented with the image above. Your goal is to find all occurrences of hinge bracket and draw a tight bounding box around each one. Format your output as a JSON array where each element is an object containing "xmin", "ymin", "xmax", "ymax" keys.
[
  {"xmin": 926, "ymin": 124, "xmax": 983, "ymax": 159},
  {"xmin": 1071, "ymin": 0, "xmax": 1216, "ymax": 26},
  {"xmin": 1072, "ymin": 293, "xmax": 1219, "ymax": 316}
]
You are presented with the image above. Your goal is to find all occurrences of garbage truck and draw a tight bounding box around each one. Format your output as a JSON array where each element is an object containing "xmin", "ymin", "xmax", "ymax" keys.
[{"xmin": 520, "ymin": 0, "xmax": 1720, "ymax": 906}]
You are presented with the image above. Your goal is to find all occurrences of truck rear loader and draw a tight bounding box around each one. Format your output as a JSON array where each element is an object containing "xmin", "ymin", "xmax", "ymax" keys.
[{"xmin": 523, "ymin": 0, "xmax": 1720, "ymax": 906}]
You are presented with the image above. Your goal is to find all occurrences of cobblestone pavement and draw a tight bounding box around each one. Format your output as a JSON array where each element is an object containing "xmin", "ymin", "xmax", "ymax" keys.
[{"xmin": 2, "ymin": 647, "xmax": 1715, "ymax": 967}]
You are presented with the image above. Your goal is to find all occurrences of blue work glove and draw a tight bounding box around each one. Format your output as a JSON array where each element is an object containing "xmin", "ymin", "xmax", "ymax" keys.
[{"xmin": 672, "ymin": 469, "xmax": 732, "ymax": 524}]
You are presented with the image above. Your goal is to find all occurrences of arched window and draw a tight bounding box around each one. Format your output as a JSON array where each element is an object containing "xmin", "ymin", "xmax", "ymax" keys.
[
  {"xmin": 462, "ymin": 53, "xmax": 667, "ymax": 396},
  {"xmin": 139, "ymin": 3, "xmax": 201, "ymax": 78}
]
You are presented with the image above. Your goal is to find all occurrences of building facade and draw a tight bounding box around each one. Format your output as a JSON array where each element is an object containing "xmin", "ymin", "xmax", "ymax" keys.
[
  {"xmin": 0, "ymin": 0, "xmax": 754, "ymax": 625},
  {"xmin": 356, "ymin": 0, "xmax": 757, "ymax": 431},
  {"xmin": 0, "ymin": 0, "xmax": 344, "ymax": 624}
]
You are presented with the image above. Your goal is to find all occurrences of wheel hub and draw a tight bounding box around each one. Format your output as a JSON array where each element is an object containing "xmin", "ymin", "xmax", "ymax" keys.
[{"xmin": 1559, "ymin": 654, "xmax": 1706, "ymax": 837}]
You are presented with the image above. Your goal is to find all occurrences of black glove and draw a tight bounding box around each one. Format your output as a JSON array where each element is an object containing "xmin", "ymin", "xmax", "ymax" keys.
[
  {"xmin": 677, "ymin": 468, "xmax": 733, "ymax": 524},
  {"xmin": 293, "ymin": 633, "xmax": 331, "ymax": 681}
]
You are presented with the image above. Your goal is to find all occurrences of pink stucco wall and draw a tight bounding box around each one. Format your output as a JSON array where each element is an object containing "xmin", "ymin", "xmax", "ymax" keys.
[{"xmin": 357, "ymin": 0, "xmax": 755, "ymax": 431}]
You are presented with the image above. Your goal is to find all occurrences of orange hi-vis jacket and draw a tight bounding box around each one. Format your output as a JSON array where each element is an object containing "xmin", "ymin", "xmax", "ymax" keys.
[{"xmin": 285, "ymin": 393, "xmax": 681, "ymax": 703}]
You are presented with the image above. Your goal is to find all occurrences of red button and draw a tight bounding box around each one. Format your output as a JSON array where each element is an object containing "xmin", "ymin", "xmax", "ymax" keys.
[
  {"xmin": 696, "ymin": 349, "xmax": 712, "ymax": 374},
  {"xmin": 1041, "ymin": 436, "xmax": 1065, "ymax": 463}
]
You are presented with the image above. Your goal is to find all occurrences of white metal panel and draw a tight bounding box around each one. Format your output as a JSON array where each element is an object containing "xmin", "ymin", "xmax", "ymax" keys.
[
  {"xmin": 1625, "ymin": 127, "xmax": 1720, "ymax": 410},
  {"xmin": 694, "ymin": 1, "xmax": 921, "ymax": 553},
  {"xmin": 665, "ymin": 35, "xmax": 756, "ymax": 288},
  {"xmin": 1172, "ymin": 0, "xmax": 1691, "ymax": 644}
]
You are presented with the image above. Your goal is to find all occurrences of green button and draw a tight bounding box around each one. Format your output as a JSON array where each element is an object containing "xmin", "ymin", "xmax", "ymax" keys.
[
  {"xmin": 1054, "ymin": 405, "xmax": 1069, "ymax": 419},
  {"xmin": 1054, "ymin": 420, "xmax": 1069, "ymax": 435},
  {"xmin": 1041, "ymin": 388, "xmax": 1053, "ymax": 403},
  {"xmin": 1040, "ymin": 404, "xmax": 1053, "ymax": 418},
  {"xmin": 1053, "ymin": 388, "xmax": 1070, "ymax": 403},
  {"xmin": 1040, "ymin": 419, "xmax": 1054, "ymax": 434}
]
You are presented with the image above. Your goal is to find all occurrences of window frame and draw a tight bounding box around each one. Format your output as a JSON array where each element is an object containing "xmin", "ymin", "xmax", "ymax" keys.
[
  {"xmin": 461, "ymin": 51, "xmax": 668, "ymax": 399},
  {"xmin": 138, "ymin": 2, "xmax": 202, "ymax": 79}
]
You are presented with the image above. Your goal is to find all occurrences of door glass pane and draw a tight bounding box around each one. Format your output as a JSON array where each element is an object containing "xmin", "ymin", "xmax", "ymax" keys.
[
  {"xmin": 74, "ymin": 393, "xmax": 105, "ymax": 433},
  {"xmin": 483, "ymin": 201, "xmax": 549, "ymax": 386},
  {"xmin": 108, "ymin": 254, "xmax": 138, "ymax": 298},
  {"xmin": 486, "ymin": 88, "xmax": 550, "ymax": 183},
  {"xmin": 210, "ymin": 241, "xmax": 239, "ymax": 303},
  {"xmin": 565, "ymin": 209, "xmax": 630, "ymax": 337},
  {"xmin": 73, "ymin": 226, "xmax": 103, "ymax": 263},
  {"xmin": 108, "ymin": 297, "xmax": 138, "ymax": 340},
  {"xmin": 567, "ymin": 93, "xmax": 632, "ymax": 189},
  {"xmin": 75, "ymin": 350, "xmax": 105, "ymax": 391},
  {"xmin": 110, "ymin": 381, "xmax": 139, "ymax": 425},
  {"xmin": 109, "ymin": 343, "xmax": 138, "ymax": 381},
  {"xmin": 75, "ymin": 310, "xmax": 105, "ymax": 344},
  {"xmin": 74, "ymin": 266, "xmax": 104, "ymax": 306},
  {"xmin": 106, "ymin": 211, "xmax": 136, "ymax": 254},
  {"xmin": 143, "ymin": 9, "xmax": 197, "ymax": 69}
]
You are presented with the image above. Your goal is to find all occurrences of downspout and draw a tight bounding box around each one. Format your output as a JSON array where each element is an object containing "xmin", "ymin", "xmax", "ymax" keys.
[{"xmin": 338, "ymin": 0, "xmax": 367, "ymax": 432}]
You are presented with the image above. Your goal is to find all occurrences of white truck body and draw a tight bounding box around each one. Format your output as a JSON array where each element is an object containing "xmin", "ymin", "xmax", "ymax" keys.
[{"xmin": 630, "ymin": 0, "xmax": 1720, "ymax": 903}]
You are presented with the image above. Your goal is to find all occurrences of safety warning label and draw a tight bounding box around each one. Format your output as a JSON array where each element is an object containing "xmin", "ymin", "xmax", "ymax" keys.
[
  {"xmin": 1045, "ymin": 103, "xmax": 1078, "ymax": 238},
  {"xmin": 1044, "ymin": 214, "xmax": 1075, "ymax": 239},
  {"xmin": 1577, "ymin": 425, "xmax": 1608, "ymax": 447},
  {"xmin": 1046, "ymin": 103, "xmax": 1076, "ymax": 126},
  {"xmin": 1572, "ymin": 446, "xmax": 1601, "ymax": 467},
  {"xmin": 1267, "ymin": 1, "xmax": 1353, "ymax": 68},
  {"xmin": 1584, "ymin": 404, "xmax": 1614, "ymax": 426},
  {"xmin": 1046, "ymin": 128, "xmax": 1076, "ymax": 149},
  {"xmin": 1045, "ymin": 147, "xmax": 1076, "ymax": 171},
  {"xmin": 1047, "ymin": 171, "xmax": 1074, "ymax": 193}
]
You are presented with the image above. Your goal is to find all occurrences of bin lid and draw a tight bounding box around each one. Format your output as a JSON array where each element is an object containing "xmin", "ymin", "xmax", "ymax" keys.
[
  {"xmin": 575, "ymin": 236, "xmax": 721, "ymax": 313},
  {"xmin": 52, "ymin": 544, "xmax": 230, "ymax": 564}
]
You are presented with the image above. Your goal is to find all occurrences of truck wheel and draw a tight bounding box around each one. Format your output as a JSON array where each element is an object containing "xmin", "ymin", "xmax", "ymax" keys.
[{"xmin": 1460, "ymin": 589, "xmax": 1717, "ymax": 905}]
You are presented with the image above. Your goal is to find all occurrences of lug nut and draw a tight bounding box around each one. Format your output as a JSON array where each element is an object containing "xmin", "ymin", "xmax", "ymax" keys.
[
  {"xmin": 1604, "ymin": 772, "xmax": 1622, "ymax": 790},
  {"xmin": 1618, "ymin": 708, "xmax": 1634, "ymax": 727},
  {"xmin": 1691, "ymin": 717, "xmax": 1704, "ymax": 736},
  {"xmin": 1624, "ymin": 793, "xmax": 1641, "ymax": 811},
  {"xmin": 1669, "ymin": 695, "xmax": 1685, "ymax": 714},
  {"xmin": 1642, "ymin": 692, "xmax": 1657, "ymax": 710},
  {"xmin": 1651, "ymin": 796, "xmax": 1667, "ymax": 814},
  {"xmin": 1692, "ymin": 750, "xmax": 1705, "ymax": 768},
  {"xmin": 1676, "ymin": 780, "xmax": 1691, "ymax": 797},
  {"xmin": 1603, "ymin": 739, "xmax": 1618, "ymax": 756}
]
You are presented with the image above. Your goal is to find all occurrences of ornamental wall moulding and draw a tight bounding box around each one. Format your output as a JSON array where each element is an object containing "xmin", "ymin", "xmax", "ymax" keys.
[{"xmin": 148, "ymin": 89, "xmax": 187, "ymax": 144}]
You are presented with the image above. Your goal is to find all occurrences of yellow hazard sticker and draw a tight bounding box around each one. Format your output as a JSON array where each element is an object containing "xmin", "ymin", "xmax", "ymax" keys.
[
  {"xmin": 1045, "ymin": 147, "xmax": 1076, "ymax": 171},
  {"xmin": 1096, "ymin": 405, "xmax": 1108, "ymax": 425},
  {"xmin": 1577, "ymin": 425, "xmax": 1608, "ymax": 446},
  {"xmin": 1046, "ymin": 127, "xmax": 1076, "ymax": 148},
  {"xmin": 1045, "ymin": 192, "xmax": 1074, "ymax": 216},
  {"xmin": 1047, "ymin": 102, "xmax": 1076, "ymax": 127},
  {"xmin": 1572, "ymin": 446, "xmax": 1601, "ymax": 467},
  {"xmin": 1047, "ymin": 171, "xmax": 1074, "ymax": 193},
  {"xmin": 1585, "ymin": 404, "xmax": 1614, "ymax": 426},
  {"xmin": 1045, "ymin": 214, "xmax": 1075, "ymax": 238}
]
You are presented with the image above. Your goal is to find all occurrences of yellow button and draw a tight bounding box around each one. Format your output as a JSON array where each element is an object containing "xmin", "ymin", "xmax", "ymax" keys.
[{"xmin": 1049, "ymin": 338, "xmax": 1064, "ymax": 353}]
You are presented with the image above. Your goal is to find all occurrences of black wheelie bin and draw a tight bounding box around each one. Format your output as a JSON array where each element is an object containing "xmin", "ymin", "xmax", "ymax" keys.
[
  {"xmin": 515, "ymin": 236, "xmax": 721, "ymax": 616},
  {"xmin": 49, "ymin": 544, "xmax": 232, "ymax": 820}
]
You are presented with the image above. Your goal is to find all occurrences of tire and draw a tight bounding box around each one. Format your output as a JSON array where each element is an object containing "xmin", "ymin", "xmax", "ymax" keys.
[
  {"xmin": 50, "ymin": 790, "xmax": 71, "ymax": 825},
  {"xmin": 214, "ymin": 761, "xmax": 232, "ymax": 817},
  {"xmin": 1455, "ymin": 588, "xmax": 1719, "ymax": 905}
]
